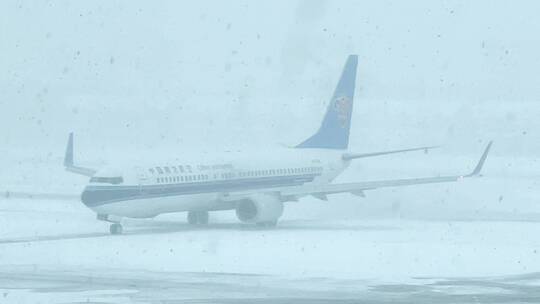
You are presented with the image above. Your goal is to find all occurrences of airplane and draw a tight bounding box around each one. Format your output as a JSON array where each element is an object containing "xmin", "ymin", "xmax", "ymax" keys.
[{"xmin": 4, "ymin": 55, "xmax": 492, "ymax": 235}]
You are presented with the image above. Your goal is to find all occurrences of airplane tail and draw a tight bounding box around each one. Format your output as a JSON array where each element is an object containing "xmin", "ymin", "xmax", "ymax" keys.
[{"xmin": 296, "ymin": 55, "xmax": 358, "ymax": 150}]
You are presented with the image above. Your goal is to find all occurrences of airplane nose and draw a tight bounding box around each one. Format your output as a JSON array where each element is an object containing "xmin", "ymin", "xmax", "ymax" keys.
[
  {"xmin": 81, "ymin": 185, "xmax": 130, "ymax": 207},
  {"xmin": 81, "ymin": 186, "xmax": 105, "ymax": 207},
  {"xmin": 80, "ymin": 187, "xmax": 93, "ymax": 207}
]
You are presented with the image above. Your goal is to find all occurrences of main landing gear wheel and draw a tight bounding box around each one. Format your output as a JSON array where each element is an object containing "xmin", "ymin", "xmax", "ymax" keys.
[
  {"xmin": 188, "ymin": 211, "xmax": 209, "ymax": 225},
  {"xmin": 110, "ymin": 223, "xmax": 123, "ymax": 235}
]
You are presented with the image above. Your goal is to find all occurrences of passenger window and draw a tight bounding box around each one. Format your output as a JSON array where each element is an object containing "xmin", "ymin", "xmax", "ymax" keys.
[
  {"xmin": 156, "ymin": 167, "xmax": 164, "ymax": 174},
  {"xmin": 186, "ymin": 165, "xmax": 192, "ymax": 173},
  {"xmin": 149, "ymin": 168, "xmax": 156, "ymax": 175},
  {"xmin": 172, "ymin": 167, "xmax": 178, "ymax": 173},
  {"xmin": 164, "ymin": 167, "xmax": 171, "ymax": 174}
]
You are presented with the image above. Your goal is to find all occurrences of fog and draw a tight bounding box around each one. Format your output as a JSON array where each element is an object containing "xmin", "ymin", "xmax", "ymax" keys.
[
  {"xmin": 1, "ymin": 1, "xmax": 539, "ymax": 303},
  {"xmin": 2, "ymin": 1, "xmax": 538, "ymax": 154}
]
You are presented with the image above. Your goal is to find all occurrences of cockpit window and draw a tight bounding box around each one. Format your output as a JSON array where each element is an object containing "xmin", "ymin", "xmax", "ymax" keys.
[{"xmin": 90, "ymin": 176, "xmax": 124, "ymax": 185}]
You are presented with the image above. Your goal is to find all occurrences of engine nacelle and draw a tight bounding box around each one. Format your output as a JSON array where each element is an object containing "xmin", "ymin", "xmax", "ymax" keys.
[{"xmin": 235, "ymin": 194, "xmax": 284, "ymax": 223}]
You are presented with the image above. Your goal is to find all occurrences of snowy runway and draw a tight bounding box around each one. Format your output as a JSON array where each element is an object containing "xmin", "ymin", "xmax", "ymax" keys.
[
  {"xmin": 1, "ymin": 198, "xmax": 540, "ymax": 303},
  {"xmin": 1, "ymin": 265, "xmax": 540, "ymax": 303}
]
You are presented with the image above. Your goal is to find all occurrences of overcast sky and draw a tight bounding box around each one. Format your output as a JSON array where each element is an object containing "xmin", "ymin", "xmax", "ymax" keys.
[{"xmin": 1, "ymin": 0, "xmax": 538, "ymax": 158}]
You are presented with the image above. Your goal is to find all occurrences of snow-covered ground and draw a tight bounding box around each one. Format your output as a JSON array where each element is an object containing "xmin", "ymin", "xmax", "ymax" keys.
[{"xmin": 0, "ymin": 154, "xmax": 539, "ymax": 303}]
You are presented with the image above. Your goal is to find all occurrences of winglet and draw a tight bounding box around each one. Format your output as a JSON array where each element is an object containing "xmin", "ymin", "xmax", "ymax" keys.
[
  {"xmin": 467, "ymin": 141, "xmax": 492, "ymax": 177},
  {"xmin": 64, "ymin": 132, "xmax": 74, "ymax": 167},
  {"xmin": 62, "ymin": 132, "xmax": 97, "ymax": 177}
]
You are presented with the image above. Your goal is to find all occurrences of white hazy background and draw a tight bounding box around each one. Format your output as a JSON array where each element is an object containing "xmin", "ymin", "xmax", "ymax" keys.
[
  {"xmin": 0, "ymin": 0, "xmax": 539, "ymax": 219},
  {"xmin": 2, "ymin": 2, "xmax": 540, "ymax": 292}
]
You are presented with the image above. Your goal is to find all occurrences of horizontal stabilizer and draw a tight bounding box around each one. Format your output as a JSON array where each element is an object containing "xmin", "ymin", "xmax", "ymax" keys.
[{"xmin": 342, "ymin": 146, "xmax": 438, "ymax": 161}]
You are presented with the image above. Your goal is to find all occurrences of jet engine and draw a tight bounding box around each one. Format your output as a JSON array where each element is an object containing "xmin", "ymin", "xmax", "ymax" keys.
[{"xmin": 235, "ymin": 194, "xmax": 284, "ymax": 224}]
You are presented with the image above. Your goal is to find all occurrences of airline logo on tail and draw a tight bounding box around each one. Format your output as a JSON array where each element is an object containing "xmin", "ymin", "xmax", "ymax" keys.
[
  {"xmin": 334, "ymin": 96, "xmax": 352, "ymax": 128},
  {"xmin": 295, "ymin": 55, "xmax": 358, "ymax": 150}
]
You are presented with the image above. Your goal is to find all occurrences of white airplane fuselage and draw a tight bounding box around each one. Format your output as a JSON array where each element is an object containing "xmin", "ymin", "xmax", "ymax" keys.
[
  {"xmin": 59, "ymin": 54, "xmax": 490, "ymax": 234},
  {"xmin": 81, "ymin": 149, "xmax": 349, "ymax": 219}
]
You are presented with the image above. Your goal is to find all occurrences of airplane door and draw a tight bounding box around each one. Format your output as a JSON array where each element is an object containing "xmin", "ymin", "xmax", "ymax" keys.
[{"xmin": 135, "ymin": 167, "xmax": 148, "ymax": 192}]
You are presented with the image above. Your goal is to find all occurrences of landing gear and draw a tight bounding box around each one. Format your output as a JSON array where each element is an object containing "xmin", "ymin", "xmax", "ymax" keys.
[
  {"xmin": 110, "ymin": 223, "xmax": 123, "ymax": 235},
  {"xmin": 187, "ymin": 211, "xmax": 209, "ymax": 225}
]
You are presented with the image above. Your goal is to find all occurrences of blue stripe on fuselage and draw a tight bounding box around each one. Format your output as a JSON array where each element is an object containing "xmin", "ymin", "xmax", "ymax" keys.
[{"xmin": 81, "ymin": 174, "xmax": 318, "ymax": 207}]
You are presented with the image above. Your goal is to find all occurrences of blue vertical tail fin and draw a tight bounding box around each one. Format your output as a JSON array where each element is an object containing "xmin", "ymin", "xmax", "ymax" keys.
[{"xmin": 296, "ymin": 55, "xmax": 358, "ymax": 150}]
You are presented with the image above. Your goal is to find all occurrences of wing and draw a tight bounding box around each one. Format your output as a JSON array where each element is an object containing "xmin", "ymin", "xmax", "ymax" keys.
[
  {"xmin": 222, "ymin": 141, "xmax": 492, "ymax": 202},
  {"xmin": 1, "ymin": 190, "xmax": 80, "ymax": 201}
]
